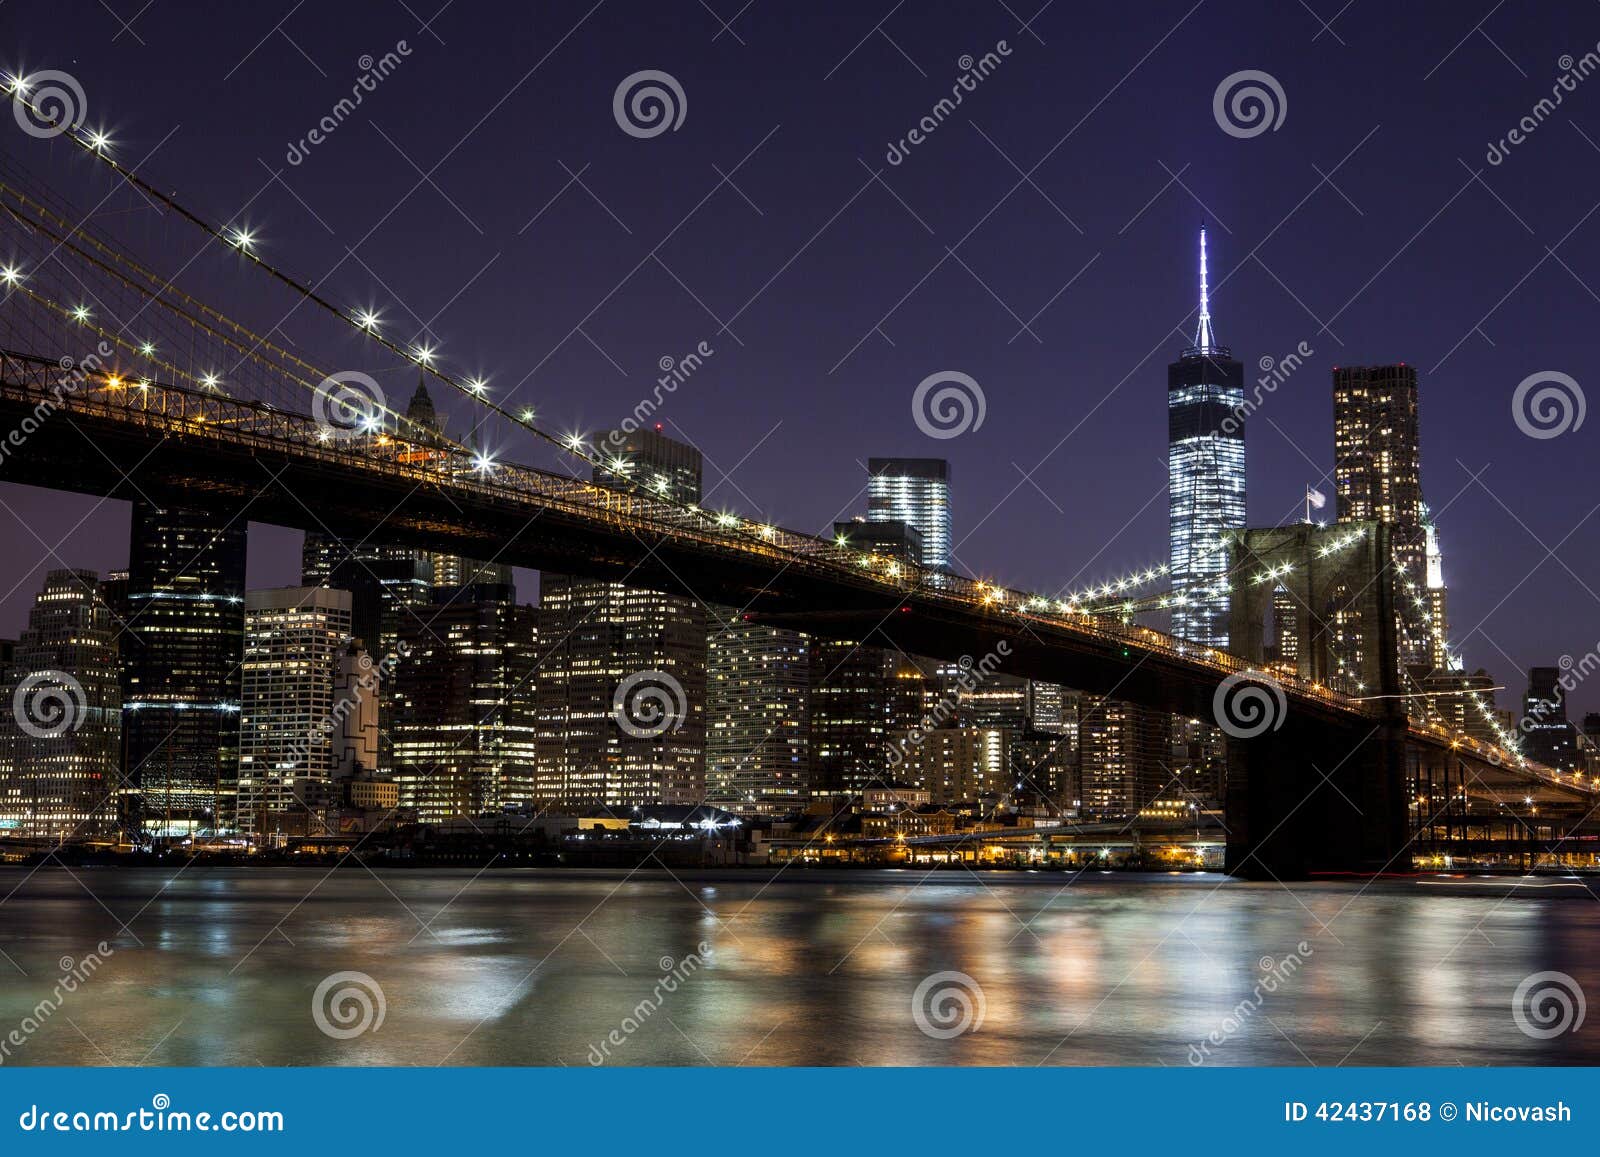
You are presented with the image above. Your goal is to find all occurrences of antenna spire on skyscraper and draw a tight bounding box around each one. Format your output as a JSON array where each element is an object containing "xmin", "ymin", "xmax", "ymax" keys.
[{"xmin": 1193, "ymin": 224, "xmax": 1217, "ymax": 354}]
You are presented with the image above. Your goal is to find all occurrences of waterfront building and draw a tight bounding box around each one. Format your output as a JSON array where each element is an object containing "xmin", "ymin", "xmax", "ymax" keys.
[
  {"xmin": 0, "ymin": 570, "xmax": 122, "ymax": 839},
  {"xmin": 867, "ymin": 458, "xmax": 950, "ymax": 571},
  {"xmin": 392, "ymin": 583, "xmax": 539, "ymax": 821},
  {"xmin": 890, "ymin": 727, "xmax": 1010, "ymax": 805},
  {"xmin": 236, "ymin": 587, "xmax": 353, "ymax": 839},
  {"xmin": 121, "ymin": 501, "xmax": 246, "ymax": 835},
  {"xmin": 706, "ymin": 611, "xmax": 809, "ymax": 815},
  {"xmin": 1078, "ymin": 695, "xmax": 1170, "ymax": 818},
  {"xmin": 1167, "ymin": 226, "xmax": 1245, "ymax": 648},
  {"xmin": 535, "ymin": 427, "xmax": 707, "ymax": 810}
]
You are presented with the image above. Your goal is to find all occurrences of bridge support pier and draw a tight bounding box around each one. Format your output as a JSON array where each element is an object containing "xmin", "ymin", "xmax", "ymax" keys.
[{"xmin": 1224, "ymin": 713, "xmax": 1409, "ymax": 879}]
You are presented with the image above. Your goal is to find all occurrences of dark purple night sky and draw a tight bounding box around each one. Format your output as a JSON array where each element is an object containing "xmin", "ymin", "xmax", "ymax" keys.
[{"xmin": 1, "ymin": 0, "xmax": 1595, "ymax": 717}]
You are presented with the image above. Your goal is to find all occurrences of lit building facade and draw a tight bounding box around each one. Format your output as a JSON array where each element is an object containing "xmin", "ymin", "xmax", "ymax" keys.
[
  {"xmin": 237, "ymin": 587, "xmax": 353, "ymax": 838},
  {"xmin": 535, "ymin": 428, "xmax": 707, "ymax": 810},
  {"xmin": 392, "ymin": 583, "xmax": 539, "ymax": 821},
  {"xmin": 867, "ymin": 458, "xmax": 950, "ymax": 571},
  {"xmin": 0, "ymin": 570, "xmax": 122, "ymax": 839},
  {"xmin": 1167, "ymin": 227, "xmax": 1245, "ymax": 648},
  {"xmin": 891, "ymin": 727, "xmax": 1011, "ymax": 805},
  {"xmin": 1523, "ymin": 666, "xmax": 1580, "ymax": 773},
  {"xmin": 1078, "ymin": 695, "xmax": 1170, "ymax": 818},
  {"xmin": 1332, "ymin": 363, "xmax": 1437, "ymax": 668},
  {"xmin": 121, "ymin": 500, "xmax": 246, "ymax": 835},
  {"xmin": 706, "ymin": 612, "xmax": 809, "ymax": 815}
]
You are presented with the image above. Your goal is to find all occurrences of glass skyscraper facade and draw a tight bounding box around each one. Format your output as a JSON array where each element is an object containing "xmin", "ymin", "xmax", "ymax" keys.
[
  {"xmin": 122, "ymin": 501, "xmax": 247, "ymax": 835},
  {"xmin": 1167, "ymin": 227, "xmax": 1245, "ymax": 648},
  {"xmin": 867, "ymin": 458, "xmax": 950, "ymax": 572}
]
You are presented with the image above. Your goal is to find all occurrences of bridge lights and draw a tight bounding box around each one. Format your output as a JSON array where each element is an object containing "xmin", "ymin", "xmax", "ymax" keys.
[
  {"xmin": 411, "ymin": 344, "xmax": 436, "ymax": 366},
  {"xmin": 0, "ymin": 265, "xmax": 20, "ymax": 285},
  {"xmin": 201, "ymin": 372, "xmax": 221, "ymax": 390},
  {"xmin": 466, "ymin": 377, "xmax": 488, "ymax": 395},
  {"xmin": 139, "ymin": 341, "xmax": 155, "ymax": 356},
  {"xmin": 356, "ymin": 310, "xmax": 382, "ymax": 331},
  {"xmin": 87, "ymin": 130, "xmax": 112, "ymax": 152},
  {"xmin": 229, "ymin": 227, "xmax": 256, "ymax": 252},
  {"xmin": 71, "ymin": 304, "xmax": 91, "ymax": 323},
  {"xmin": 715, "ymin": 512, "xmax": 738, "ymax": 529},
  {"xmin": 472, "ymin": 453, "xmax": 496, "ymax": 472}
]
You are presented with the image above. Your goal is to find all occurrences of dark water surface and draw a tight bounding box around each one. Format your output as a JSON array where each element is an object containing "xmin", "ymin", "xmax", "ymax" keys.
[{"xmin": 0, "ymin": 867, "xmax": 1594, "ymax": 1066}]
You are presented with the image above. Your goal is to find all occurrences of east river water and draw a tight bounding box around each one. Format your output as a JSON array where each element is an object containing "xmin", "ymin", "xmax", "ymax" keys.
[{"xmin": 0, "ymin": 867, "xmax": 1594, "ymax": 1066}]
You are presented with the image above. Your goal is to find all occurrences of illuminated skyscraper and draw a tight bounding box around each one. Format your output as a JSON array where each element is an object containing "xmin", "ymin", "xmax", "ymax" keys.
[
  {"xmin": 867, "ymin": 458, "xmax": 950, "ymax": 572},
  {"xmin": 1167, "ymin": 227, "xmax": 1245, "ymax": 647},
  {"xmin": 392, "ymin": 583, "xmax": 539, "ymax": 821},
  {"xmin": 122, "ymin": 501, "xmax": 246, "ymax": 835},
  {"xmin": 236, "ymin": 587, "xmax": 353, "ymax": 839},
  {"xmin": 1332, "ymin": 363, "xmax": 1434, "ymax": 667},
  {"xmin": 706, "ymin": 612, "xmax": 809, "ymax": 814},
  {"xmin": 535, "ymin": 428, "xmax": 706, "ymax": 810},
  {"xmin": 0, "ymin": 570, "xmax": 122, "ymax": 839}
]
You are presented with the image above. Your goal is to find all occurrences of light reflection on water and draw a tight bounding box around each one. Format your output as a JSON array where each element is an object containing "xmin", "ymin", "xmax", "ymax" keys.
[{"xmin": 0, "ymin": 868, "xmax": 1593, "ymax": 1066}]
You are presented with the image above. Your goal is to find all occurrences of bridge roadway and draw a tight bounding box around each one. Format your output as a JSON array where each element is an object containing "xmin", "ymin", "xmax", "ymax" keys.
[{"xmin": 0, "ymin": 352, "xmax": 1587, "ymax": 874}]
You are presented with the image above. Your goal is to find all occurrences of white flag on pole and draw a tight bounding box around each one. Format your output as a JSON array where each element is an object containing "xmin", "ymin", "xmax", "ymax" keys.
[{"xmin": 1306, "ymin": 485, "xmax": 1327, "ymax": 510}]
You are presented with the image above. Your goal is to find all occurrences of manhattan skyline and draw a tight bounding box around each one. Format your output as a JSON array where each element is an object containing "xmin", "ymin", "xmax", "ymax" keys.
[{"xmin": 1, "ymin": 0, "xmax": 1595, "ymax": 731}]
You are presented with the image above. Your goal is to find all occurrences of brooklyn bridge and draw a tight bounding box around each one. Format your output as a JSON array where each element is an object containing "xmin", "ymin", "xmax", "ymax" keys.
[{"xmin": 0, "ymin": 100, "xmax": 1591, "ymax": 879}]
